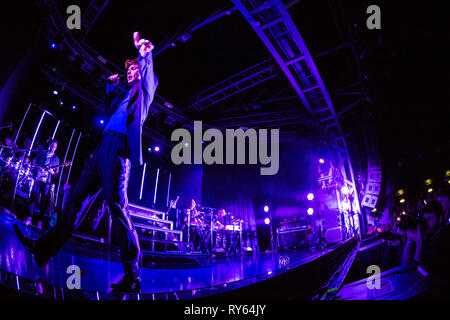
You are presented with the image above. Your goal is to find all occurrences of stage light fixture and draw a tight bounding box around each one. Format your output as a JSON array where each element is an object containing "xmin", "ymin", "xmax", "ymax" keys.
[
  {"xmin": 399, "ymin": 198, "xmax": 406, "ymax": 204},
  {"xmin": 72, "ymin": 105, "xmax": 76, "ymax": 110},
  {"xmin": 52, "ymin": 90, "xmax": 58, "ymax": 95},
  {"xmin": 341, "ymin": 186, "xmax": 349, "ymax": 195},
  {"xmin": 264, "ymin": 217, "xmax": 271, "ymax": 225},
  {"xmin": 424, "ymin": 179, "xmax": 432, "ymax": 186},
  {"xmin": 263, "ymin": 205, "xmax": 269, "ymax": 213},
  {"xmin": 307, "ymin": 208, "xmax": 314, "ymax": 215},
  {"xmin": 50, "ymin": 42, "xmax": 57, "ymax": 49},
  {"xmin": 147, "ymin": 147, "xmax": 152, "ymax": 152},
  {"xmin": 427, "ymin": 188, "xmax": 433, "ymax": 193},
  {"xmin": 371, "ymin": 208, "xmax": 377, "ymax": 213},
  {"xmin": 154, "ymin": 146, "xmax": 160, "ymax": 152},
  {"xmin": 319, "ymin": 158, "xmax": 325, "ymax": 164},
  {"xmin": 307, "ymin": 193, "xmax": 314, "ymax": 201},
  {"xmin": 99, "ymin": 119, "xmax": 104, "ymax": 125},
  {"xmin": 397, "ymin": 189, "xmax": 405, "ymax": 196}
]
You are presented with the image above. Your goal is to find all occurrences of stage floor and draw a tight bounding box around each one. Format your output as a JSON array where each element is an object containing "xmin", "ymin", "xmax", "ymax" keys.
[{"xmin": 0, "ymin": 212, "xmax": 330, "ymax": 299}]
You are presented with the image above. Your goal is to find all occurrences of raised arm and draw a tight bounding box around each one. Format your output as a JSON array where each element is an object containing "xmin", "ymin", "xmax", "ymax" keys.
[{"xmin": 133, "ymin": 32, "xmax": 158, "ymax": 119}]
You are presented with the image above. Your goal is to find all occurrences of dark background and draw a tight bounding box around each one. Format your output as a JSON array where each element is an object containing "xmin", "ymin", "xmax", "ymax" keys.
[{"xmin": 0, "ymin": 1, "xmax": 448, "ymax": 244}]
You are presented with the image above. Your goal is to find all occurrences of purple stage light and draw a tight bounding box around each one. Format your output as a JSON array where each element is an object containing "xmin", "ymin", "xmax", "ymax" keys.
[
  {"xmin": 52, "ymin": 90, "xmax": 58, "ymax": 95},
  {"xmin": 319, "ymin": 158, "xmax": 325, "ymax": 164},
  {"xmin": 50, "ymin": 43, "xmax": 57, "ymax": 49},
  {"xmin": 154, "ymin": 146, "xmax": 160, "ymax": 152},
  {"xmin": 307, "ymin": 193, "xmax": 314, "ymax": 201},
  {"xmin": 307, "ymin": 208, "xmax": 314, "ymax": 215},
  {"xmin": 263, "ymin": 205, "xmax": 269, "ymax": 213},
  {"xmin": 264, "ymin": 217, "xmax": 271, "ymax": 225},
  {"xmin": 99, "ymin": 119, "xmax": 104, "ymax": 125}
]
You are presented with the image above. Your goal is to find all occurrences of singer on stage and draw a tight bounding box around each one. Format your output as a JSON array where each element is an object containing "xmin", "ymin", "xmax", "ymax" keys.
[{"xmin": 14, "ymin": 32, "xmax": 158, "ymax": 293}]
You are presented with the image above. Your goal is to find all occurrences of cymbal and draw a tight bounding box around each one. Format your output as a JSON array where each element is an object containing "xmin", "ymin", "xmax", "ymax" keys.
[{"xmin": 5, "ymin": 138, "xmax": 18, "ymax": 151}]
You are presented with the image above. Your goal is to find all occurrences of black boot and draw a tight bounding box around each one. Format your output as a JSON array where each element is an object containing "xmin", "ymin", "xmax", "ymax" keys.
[
  {"xmin": 13, "ymin": 224, "xmax": 49, "ymax": 267},
  {"xmin": 14, "ymin": 224, "xmax": 37, "ymax": 253},
  {"xmin": 110, "ymin": 276, "xmax": 141, "ymax": 293}
]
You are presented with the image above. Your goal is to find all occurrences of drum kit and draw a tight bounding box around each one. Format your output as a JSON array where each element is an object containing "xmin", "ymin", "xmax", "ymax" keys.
[
  {"xmin": 0, "ymin": 136, "xmax": 71, "ymax": 207},
  {"xmin": 0, "ymin": 138, "xmax": 41, "ymax": 200}
]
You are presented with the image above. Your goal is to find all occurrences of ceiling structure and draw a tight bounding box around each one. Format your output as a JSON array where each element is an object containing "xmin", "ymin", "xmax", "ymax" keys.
[{"xmin": 38, "ymin": 0, "xmax": 369, "ymax": 146}]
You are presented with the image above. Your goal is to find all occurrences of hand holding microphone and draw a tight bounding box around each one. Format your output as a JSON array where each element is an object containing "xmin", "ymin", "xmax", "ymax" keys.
[{"xmin": 108, "ymin": 74, "xmax": 124, "ymax": 85}]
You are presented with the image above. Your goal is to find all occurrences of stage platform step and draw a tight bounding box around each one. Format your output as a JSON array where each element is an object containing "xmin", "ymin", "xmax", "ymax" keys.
[
  {"xmin": 140, "ymin": 236, "xmax": 190, "ymax": 246},
  {"xmin": 134, "ymin": 223, "xmax": 183, "ymax": 239},
  {"xmin": 129, "ymin": 211, "xmax": 173, "ymax": 229},
  {"xmin": 128, "ymin": 203, "xmax": 166, "ymax": 220}
]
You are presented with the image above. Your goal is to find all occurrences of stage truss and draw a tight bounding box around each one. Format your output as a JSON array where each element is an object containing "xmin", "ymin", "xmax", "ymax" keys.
[{"xmin": 231, "ymin": 0, "xmax": 361, "ymax": 238}]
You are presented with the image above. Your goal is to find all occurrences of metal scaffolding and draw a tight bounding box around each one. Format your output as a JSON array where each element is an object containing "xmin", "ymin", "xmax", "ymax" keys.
[
  {"xmin": 231, "ymin": 0, "xmax": 362, "ymax": 237},
  {"xmin": 187, "ymin": 59, "xmax": 278, "ymax": 111},
  {"xmin": 81, "ymin": 0, "xmax": 111, "ymax": 38}
]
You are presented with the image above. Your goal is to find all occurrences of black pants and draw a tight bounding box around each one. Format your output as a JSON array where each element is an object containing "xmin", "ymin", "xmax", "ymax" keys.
[
  {"xmin": 29, "ymin": 181, "xmax": 51, "ymax": 227},
  {"xmin": 34, "ymin": 131, "xmax": 140, "ymax": 279},
  {"xmin": 182, "ymin": 225, "xmax": 202, "ymax": 252},
  {"xmin": 213, "ymin": 230, "xmax": 230, "ymax": 252}
]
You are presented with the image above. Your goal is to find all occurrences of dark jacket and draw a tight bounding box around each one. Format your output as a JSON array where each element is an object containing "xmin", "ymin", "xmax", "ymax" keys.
[{"xmin": 105, "ymin": 51, "xmax": 158, "ymax": 166}]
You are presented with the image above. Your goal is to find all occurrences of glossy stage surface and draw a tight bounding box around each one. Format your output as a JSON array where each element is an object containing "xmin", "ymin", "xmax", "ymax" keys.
[{"xmin": 0, "ymin": 211, "xmax": 330, "ymax": 299}]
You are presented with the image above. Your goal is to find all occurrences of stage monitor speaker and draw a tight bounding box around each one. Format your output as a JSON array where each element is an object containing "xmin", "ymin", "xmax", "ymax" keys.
[
  {"xmin": 365, "ymin": 181, "xmax": 381, "ymax": 195},
  {"xmin": 362, "ymin": 158, "xmax": 382, "ymax": 209},
  {"xmin": 368, "ymin": 159, "xmax": 382, "ymax": 171},
  {"xmin": 367, "ymin": 170, "xmax": 382, "ymax": 183},
  {"xmin": 361, "ymin": 194, "xmax": 378, "ymax": 208}
]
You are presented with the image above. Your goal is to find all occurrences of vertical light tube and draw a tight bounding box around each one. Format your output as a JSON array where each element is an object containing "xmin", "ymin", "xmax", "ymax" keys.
[
  {"xmin": 153, "ymin": 168, "xmax": 160, "ymax": 204},
  {"xmin": 28, "ymin": 111, "xmax": 46, "ymax": 156},
  {"xmin": 55, "ymin": 129, "xmax": 75, "ymax": 208},
  {"xmin": 166, "ymin": 172, "xmax": 172, "ymax": 207},
  {"xmin": 65, "ymin": 132, "xmax": 82, "ymax": 185},
  {"xmin": 51, "ymin": 120, "xmax": 61, "ymax": 140},
  {"xmin": 139, "ymin": 163, "xmax": 147, "ymax": 200}
]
